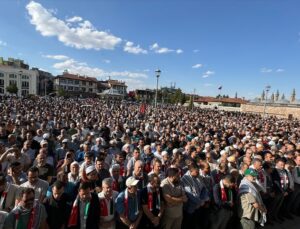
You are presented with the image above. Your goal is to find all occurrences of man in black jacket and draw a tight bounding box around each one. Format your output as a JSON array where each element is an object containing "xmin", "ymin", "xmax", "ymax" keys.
[
  {"xmin": 68, "ymin": 182, "xmax": 100, "ymax": 229},
  {"xmin": 44, "ymin": 181, "xmax": 69, "ymax": 229}
]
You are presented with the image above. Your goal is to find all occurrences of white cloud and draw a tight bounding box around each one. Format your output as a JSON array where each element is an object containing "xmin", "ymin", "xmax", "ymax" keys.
[
  {"xmin": 0, "ymin": 40, "xmax": 7, "ymax": 46},
  {"xmin": 52, "ymin": 57, "xmax": 148, "ymax": 81},
  {"xmin": 103, "ymin": 59, "xmax": 111, "ymax": 64},
  {"xmin": 176, "ymin": 49, "xmax": 183, "ymax": 54},
  {"xmin": 43, "ymin": 54, "xmax": 69, "ymax": 60},
  {"xmin": 150, "ymin": 43, "xmax": 182, "ymax": 54},
  {"xmin": 192, "ymin": 64, "xmax": 203, "ymax": 69},
  {"xmin": 124, "ymin": 41, "xmax": 148, "ymax": 54},
  {"xmin": 276, "ymin": 68, "xmax": 285, "ymax": 72},
  {"xmin": 143, "ymin": 69, "xmax": 150, "ymax": 72},
  {"xmin": 202, "ymin": 70, "xmax": 215, "ymax": 78},
  {"xmin": 193, "ymin": 49, "xmax": 199, "ymax": 53},
  {"xmin": 26, "ymin": 1, "xmax": 122, "ymax": 50},
  {"xmin": 261, "ymin": 67, "xmax": 272, "ymax": 73},
  {"xmin": 66, "ymin": 16, "xmax": 83, "ymax": 23},
  {"xmin": 204, "ymin": 83, "xmax": 213, "ymax": 87}
]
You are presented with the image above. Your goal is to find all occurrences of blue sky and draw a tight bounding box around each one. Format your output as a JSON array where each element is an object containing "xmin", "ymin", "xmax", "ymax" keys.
[{"xmin": 0, "ymin": 0, "xmax": 300, "ymax": 99}]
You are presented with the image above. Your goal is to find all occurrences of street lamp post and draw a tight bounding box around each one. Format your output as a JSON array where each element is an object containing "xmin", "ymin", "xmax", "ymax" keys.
[
  {"xmin": 154, "ymin": 69, "xmax": 161, "ymax": 108},
  {"xmin": 263, "ymin": 85, "xmax": 271, "ymax": 119}
]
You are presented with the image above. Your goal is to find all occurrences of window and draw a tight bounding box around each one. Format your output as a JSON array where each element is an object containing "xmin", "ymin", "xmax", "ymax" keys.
[
  {"xmin": 21, "ymin": 75, "xmax": 29, "ymax": 80},
  {"xmin": 68, "ymin": 86, "xmax": 73, "ymax": 91},
  {"xmin": 9, "ymin": 74, "xmax": 17, "ymax": 79},
  {"xmin": 74, "ymin": 87, "xmax": 79, "ymax": 91},
  {"xmin": 21, "ymin": 81, "xmax": 29, "ymax": 88},
  {"xmin": 0, "ymin": 79, "xmax": 4, "ymax": 86},
  {"xmin": 21, "ymin": 90, "xmax": 29, "ymax": 96},
  {"xmin": 0, "ymin": 88, "xmax": 3, "ymax": 94},
  {"xmin": 0, "ymin": 73, "xmax": 4, "ymax": 77},
  {"xmin": 60, "ymin": 79, "xmax": 66, "ymax": 84},
  {"xmin": 68, "ymin": 80, "xmax": 73, "ymax": 84},
  {"xmin": 89, "ymin": 88, "xmax": 93, "ymax": 92},
  {"xmin": 9, "ymin": 80, "xmax": 17, "ymax": 85},
  {"xmin": 82, "ymin": 81, "xmax": 86, "ymax": 86},
  {"xmin": 89, "ymin": 82, "xmax": 93, "ymax": 86},
  {"xmin": 74, "ymin": 80, "xmax": 79, "ymax": 85},
  {"xmin": 81, "ymin": 87, "xmax": 86, "ymax": 92}
]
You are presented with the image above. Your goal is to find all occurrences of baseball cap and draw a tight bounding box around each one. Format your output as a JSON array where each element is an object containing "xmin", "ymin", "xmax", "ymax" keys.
[
  {"xmin": 244, "ymin": 168, "xmax": 258, "ymax": 177},
  {"xmin": 126, "ymin": 176, "xmax": 139, "ymax": 187}
]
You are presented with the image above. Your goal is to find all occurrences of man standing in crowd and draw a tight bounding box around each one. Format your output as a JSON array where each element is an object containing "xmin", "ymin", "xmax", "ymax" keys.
[
  {"xmin": 68, "ymin": 182, "xmax": 100, "ymax": 229},
  {"xmin": 115, "ymin": 176, "xmax": 142, "ymax": 229},
  {"xmin": 141, "ymin": 174, "xmax": 164, "ymax": 229},
  {"xmin": 211, "ymin": 175, "xmax": 236, "ymax": 229},
  {"xmin": 161, "ymin": 167, "xmax": 187, "ymax": 229},
  {"xmin": 43, "ymin": 181, "xmax": 69, "ymax": 229},
  {"xmin": 3, "ymin": 188, "xmax": 48, "ymax": 229},
  {"xmin": 239, "ymin": 169, "xmax": 267, "ymax": 229},
  {"xmin": 99, "ymin": 178, "xmax": 118, "ymax": 229}
]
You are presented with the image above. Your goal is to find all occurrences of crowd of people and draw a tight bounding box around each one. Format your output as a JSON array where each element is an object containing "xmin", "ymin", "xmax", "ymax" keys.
[{"xmin": 0, "ymin": 96, "xmax": 299, "ymax": 229}]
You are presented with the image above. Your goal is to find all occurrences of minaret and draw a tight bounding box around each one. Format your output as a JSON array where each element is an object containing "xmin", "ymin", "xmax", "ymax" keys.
[
  {"xmin": 275, "ymin": 90, "xmax": 279, "ymax": 101},
  {"xmin": 291, "ymin": 88, "xmax": 296, "ymax": 102}
]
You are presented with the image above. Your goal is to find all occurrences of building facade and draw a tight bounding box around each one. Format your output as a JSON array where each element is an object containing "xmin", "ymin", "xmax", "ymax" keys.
[
  {"xmin": 107, "ymin": 79, "xmax": 127, "ymax": 96},
  {"xmin": 0, "ymin": 58, "xmax": 38, "ymax": 97},
  {"xmin": 54, "ymin": 72, "xmax": 98, "ymax": 96}
]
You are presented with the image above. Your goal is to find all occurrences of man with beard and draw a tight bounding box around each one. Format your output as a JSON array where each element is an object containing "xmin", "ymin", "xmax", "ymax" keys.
[
  {"xmin": 98, "ymin": 178, "xmax": 119, "ymax": 229},
  {"xmin": 161, "ymin": 167, "xmax": 187, "ymax": 229},
  {"xmin": 3, "ymin": 188, "xmax": 47, "ymax": 229},
  {"xmin": 238, "ymin": 169, "xmax": 267, "ymax": 229},
  {"xmin": 211, "ymin": 175, "xmax": 236, "ymax": 229},
  {"xmin": 181, "ymin": 164, "xmax": 210, "ymax": 229},
  {"xmin": 68, "ymin": 182, "xmax": 100, "ymax": 229},
  {"xmin": 44, "ymin": 181, "xmax": 69, "ymax": 229}
]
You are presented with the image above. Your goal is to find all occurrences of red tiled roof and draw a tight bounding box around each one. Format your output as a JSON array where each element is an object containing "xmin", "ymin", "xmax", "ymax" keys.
[
  {"xmin": 56, "ymin": 73, "xmax": 98, "ymax": 82},
  {"xmin": 194, "ymin": 96, "xmax": 248, "ymax": 104}
]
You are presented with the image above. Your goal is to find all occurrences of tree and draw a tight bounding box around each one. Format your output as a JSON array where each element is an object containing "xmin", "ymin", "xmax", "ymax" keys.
[
  {"xmin": 281, "ymin": 93, "xmax": 285, "ymax": 100},
  {"xmin": 57, "ymin": 88, "xmax": 66, "ymax": 97},
  {"xmin": 6, "ymin": 84, "xmax": 18, "ymax": 95},
  {"xmin": 235, "ymin": 92, "xmax": 238, "ymax": 99}
]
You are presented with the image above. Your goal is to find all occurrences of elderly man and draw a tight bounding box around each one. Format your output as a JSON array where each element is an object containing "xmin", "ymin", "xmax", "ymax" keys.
[
  {"xmin": 238, "ymin": 168, "xmax": 267, "ymax": 229},
  {"xmin": 4, "ymin": 188, "xmax": 47, "ymax": 229},
  {"xmin": 115, "ymin": 176, "xmax": 142, "ymax": 229},
  {"xmin": 132, "ymin": 160, "xmax": 148, "ymax": 190},
  {"xmin": 98, "ymin": 178, "xmax": 119, "ymax": 229}
]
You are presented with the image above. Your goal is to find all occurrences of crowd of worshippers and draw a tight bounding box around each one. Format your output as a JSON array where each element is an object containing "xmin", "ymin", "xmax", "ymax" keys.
[{"xmin": 0, "ymin": 96, "xmax": 299, "ymax": 229}]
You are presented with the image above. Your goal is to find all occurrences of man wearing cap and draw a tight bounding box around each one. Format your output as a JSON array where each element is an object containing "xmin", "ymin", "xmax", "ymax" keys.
[
  {"xmin": 115, "ymin": 176, "xmax": 142, "ymax": 229},
  {"xmin": 238, "ymin": 168, "xmax": 267, "ymax": 229},
  {"xmin": 82, "ymin": 165, "xmax": 101, "ymax": 192},
  {"xmin": 0, "ymin": 173, "xmax": 19, "ymax": 212},
  {"xmin": 56, "ymin": 139, "xmax": 69, "ymax": 161}
]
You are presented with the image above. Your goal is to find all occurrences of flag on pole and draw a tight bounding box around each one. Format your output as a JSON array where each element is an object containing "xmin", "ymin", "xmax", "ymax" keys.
[{"xmin": 218, "ymin": 85, "xmax": 222, "ymax": 90}]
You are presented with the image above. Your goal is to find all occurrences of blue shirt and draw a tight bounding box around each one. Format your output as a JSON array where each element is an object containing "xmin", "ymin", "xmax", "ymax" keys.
[{"xmin": 115, "ymin": 190, "xmax": 141, "ymax": 222}]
